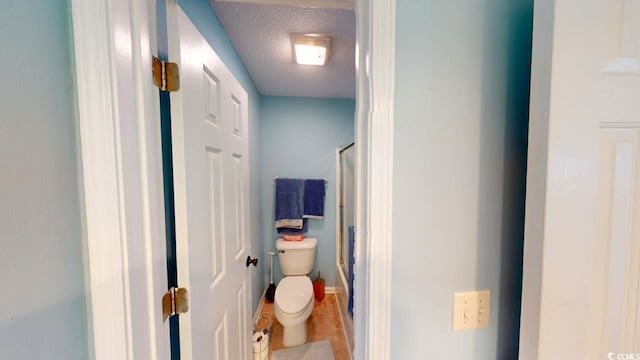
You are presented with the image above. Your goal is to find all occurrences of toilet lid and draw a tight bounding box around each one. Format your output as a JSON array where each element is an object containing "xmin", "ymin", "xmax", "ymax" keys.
[{"xmin": 275, "ymin": 276, "xmax": 313, "ymax": 314}]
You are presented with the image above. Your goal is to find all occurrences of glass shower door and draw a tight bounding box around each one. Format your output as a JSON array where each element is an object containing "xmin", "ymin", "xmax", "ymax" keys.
[{"xmin": 339, "ymin": 143, "xmax": 355, "ymax": 278}]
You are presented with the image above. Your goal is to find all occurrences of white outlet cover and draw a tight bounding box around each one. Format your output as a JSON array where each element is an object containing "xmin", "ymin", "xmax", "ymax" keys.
[{"xmin": 452, "ymin": 290, "xmax": 491, "ymax": 331}]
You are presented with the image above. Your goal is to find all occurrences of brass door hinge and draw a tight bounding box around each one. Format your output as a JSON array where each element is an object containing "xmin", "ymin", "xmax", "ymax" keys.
[
  {"xmin": 152, "ymin": 56, "xmax": 180, "ymax": 92},
  {"xmin": 162, "ymin": 287, "xmax": 189, "ymax": 322}
]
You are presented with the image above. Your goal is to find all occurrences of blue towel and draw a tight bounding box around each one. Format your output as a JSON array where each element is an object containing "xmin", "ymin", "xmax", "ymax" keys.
[
  {"xmin": 303, "ymin": 179, "xmax": 325, "ymax": 219},
  {"xmin": 277, "ymin": 219, "xmax": 309, "ymax": 235},
  {"xmin": 348, "ymin": 225, "xmax": 355, "ymax": 318},
  {"xmin": 274, "ymin": 178, "xmax": 304, "ymax": 229}
]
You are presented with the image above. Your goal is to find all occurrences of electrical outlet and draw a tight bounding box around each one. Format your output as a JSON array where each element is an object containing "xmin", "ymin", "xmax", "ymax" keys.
[{"xmin": 452, "ymin": 290, "xmax": 490, "ymax": 331}]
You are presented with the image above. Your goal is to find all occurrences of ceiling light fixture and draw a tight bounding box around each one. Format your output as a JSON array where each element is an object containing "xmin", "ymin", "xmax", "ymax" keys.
[{"xmin": 292, "ymin": 34, "xmax": 332, "ymax": 66}]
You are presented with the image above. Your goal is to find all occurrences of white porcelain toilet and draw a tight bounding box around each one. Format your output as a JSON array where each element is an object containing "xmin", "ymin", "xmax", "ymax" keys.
[{"xmin": 274, "ymin": 237, "xmax": 317, "ymax": 347}]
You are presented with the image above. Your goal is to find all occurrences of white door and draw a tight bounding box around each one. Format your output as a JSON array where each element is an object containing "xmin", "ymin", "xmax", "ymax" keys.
[
  {"xmin": 167, "ymin": 4, "xmax": 252, "ymax": 360},
  {"xmin": 521, "ymin": 0, "xmax": 640, "ymax": 359}
]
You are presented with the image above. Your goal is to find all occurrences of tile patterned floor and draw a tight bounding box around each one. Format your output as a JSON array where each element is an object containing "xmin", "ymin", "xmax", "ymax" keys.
[{"xmin": 259, "ymin": 294, "xmax": 351, "ymax": 360}]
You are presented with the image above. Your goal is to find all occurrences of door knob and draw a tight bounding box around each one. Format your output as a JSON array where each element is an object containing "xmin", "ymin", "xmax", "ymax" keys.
[{"xmin": 246, "ymin": 256, "xmax": 258, "ymax": 268}]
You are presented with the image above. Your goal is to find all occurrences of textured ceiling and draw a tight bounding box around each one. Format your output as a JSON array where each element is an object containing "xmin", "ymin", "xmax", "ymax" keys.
[{"xmin": 210, "ymin": 1, "xmax": 355, "ymax": 99}]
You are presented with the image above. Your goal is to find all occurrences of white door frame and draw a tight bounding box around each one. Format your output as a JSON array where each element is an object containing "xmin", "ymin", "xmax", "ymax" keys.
[
  {"xmin": 70, "ymin": 0, "xmax": 170, "ymax": 359},
  {"xmin": 71, "ymin": 0, "xmax": 396, "ymax": 358},
  {"xmin": 353, "ymin": 0, "xmax": 395, "ymax": 359}
]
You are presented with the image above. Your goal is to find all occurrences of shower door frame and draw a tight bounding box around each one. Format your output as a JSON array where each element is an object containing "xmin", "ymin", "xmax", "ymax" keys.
[
  {"xmin": 334, "ymin": 141, "xmax": 356, "ymax": 355},
  {"xmin": 337, "ymin": 141, "xmax": 355, "ymax": 279}
]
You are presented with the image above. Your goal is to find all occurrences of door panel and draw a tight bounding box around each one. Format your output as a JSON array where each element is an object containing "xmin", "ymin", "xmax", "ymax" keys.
[
  {"xmin": 213, "ymin": 314, "xmax": 229, "ymax": 359},
  {"xmin": 526, "ymin": 0, "xmax": 640, "ymax": 358},
  {"xmin": 590, "ymin": 129, "xmax": 640, "ymax": 356},
  {"xmin": 167, "ymin": 4, "xmax": 251, "ymax": 360},
  {"xmin": 207, "ymin": 146, "xmax": 227, "ymax": 291},
  {"xmin": 232, "ymin": 153, "xmax": 246, "ymax": 261}
]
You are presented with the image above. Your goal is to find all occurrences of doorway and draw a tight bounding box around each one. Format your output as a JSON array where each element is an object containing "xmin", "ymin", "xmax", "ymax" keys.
[
  {"xmin": 158, "ymin": 1, "xmax": 359, "ymax": 359},
  {"xmin": 71, "ymin": 0, "xmax": 396, "ymax": 358}
]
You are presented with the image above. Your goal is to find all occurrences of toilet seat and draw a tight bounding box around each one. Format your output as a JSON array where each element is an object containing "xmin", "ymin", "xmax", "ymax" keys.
[{"xmin": 275, "ymin": 276, "xmax": 313, "ymax": 315}]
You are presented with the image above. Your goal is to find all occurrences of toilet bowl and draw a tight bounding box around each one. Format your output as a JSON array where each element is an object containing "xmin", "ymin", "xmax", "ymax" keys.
[
  {"xmin": 274, "ymin": 237, "xmax": 317, "ymax": 347},
  {"xmin": 274, "ymin": 275, "xmax": 314, "ymax": 347}
]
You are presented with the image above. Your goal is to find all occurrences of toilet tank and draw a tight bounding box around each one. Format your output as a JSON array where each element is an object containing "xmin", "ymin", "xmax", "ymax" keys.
[{"xmin": 276, "ymin": 238, "xmax": 317, "ymax": 276}]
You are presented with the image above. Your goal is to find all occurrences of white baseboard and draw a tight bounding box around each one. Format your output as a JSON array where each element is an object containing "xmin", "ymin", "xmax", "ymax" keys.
[
  {"xmin": 253, "ymin": 289, "xmax": 267, "ymax": 326},
  {"xmin": 325, "ymin": 286, "xmax": 336, "ymax": 295},
  {"xmin": 335, "ymin": 296, "xmax": 354, "ymax": 360}
]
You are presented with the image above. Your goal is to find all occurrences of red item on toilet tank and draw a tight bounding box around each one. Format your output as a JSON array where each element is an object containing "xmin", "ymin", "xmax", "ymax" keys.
[{"xmin": 282, "ymin": 234, "xmax": 305, "ymax": 241}]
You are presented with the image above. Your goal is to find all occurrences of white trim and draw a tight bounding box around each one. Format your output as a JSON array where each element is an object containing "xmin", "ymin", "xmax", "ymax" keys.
[
  {"xmin": 518, "ymin": 0, "xmax": 552, "ymax": 357},
  {"xmin": 72, "ymin": 2, "xmax": 129, "ymax": 356},
  {"xmin": 216, "ymin": 0, "xmax": 355, "ymax": 10},
  {"xmin": 253, "ymin": 289, "xmax": 267, "ymax": 325},
  {"xmin": 71, "ymin": 0, "xmax": 170, "ymax": 359},
  {"xmin": 353, "ymin": 0, "xmax": 395, "ymax": 359},
  {"xmin": 332, "ymin": 274, "xmax": 353, "ymax": 360},
  {"xmin": 336, "ymin": 147, "xmax": 343, "ymax": 272},
  {"xmin": 336, "ymin": 265, "xmax": 350, "ymax": 299},
  {"xmin": 325, "ymin": 286, "xmax": 337, "ymax": 294}
]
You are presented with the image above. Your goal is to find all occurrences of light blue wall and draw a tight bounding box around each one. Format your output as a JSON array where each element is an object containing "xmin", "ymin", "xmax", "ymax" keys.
[
  {"xmin": 390, "ymin": 0, "xmax": 533, "ymax": 359},
  {"xmin": 0, "ymin": 0, "xmax": 88, "ymax": 359},
  {"xmin": 162, "ymin": 0, "xmax": 264, "ymax": 313},
  {"xmin": 259, "ymin": 96, "xmax": 355, "ymax": 288}
]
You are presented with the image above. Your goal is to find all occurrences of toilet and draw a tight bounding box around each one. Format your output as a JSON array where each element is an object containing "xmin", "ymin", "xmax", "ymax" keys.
[{"xmin": 274, "ymin": 237, "xmax": 318, "ymax": 347}]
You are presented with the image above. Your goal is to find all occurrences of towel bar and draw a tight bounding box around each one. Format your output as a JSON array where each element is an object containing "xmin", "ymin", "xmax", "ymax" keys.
[{"xmin": 273, "ymin": 176, "xmax": 328, "ymax": 183}]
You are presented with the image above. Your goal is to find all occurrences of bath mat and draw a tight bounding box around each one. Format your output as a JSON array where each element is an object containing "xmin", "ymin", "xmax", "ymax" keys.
[{"xmin": 272, "ymin": 340, "xmax": 335, "ymax": 360}]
